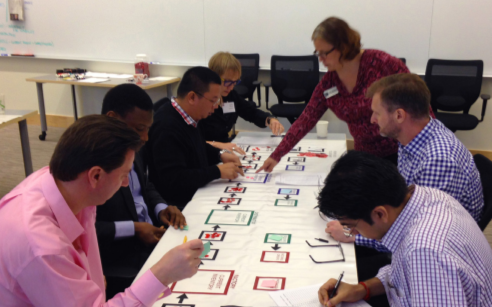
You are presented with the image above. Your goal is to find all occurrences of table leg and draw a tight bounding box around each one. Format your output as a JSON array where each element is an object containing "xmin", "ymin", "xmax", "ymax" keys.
[
  {"xmin": 18, "ymin": 119, "xmax": 33, "ymax": 177},
  {"xmin": 71, "ymin": 85, "xmax": 78, "ymax": 121},
  {"xmin": 166, "ymin": 84, "xmax": 173, "ymax": 99},
  {"xmin": 36, "ymin": 82, "xmax": 47, "ymax": 141}
]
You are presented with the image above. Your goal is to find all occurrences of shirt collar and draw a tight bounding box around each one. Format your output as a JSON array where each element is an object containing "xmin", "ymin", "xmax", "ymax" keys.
[
  {"xmin": 380, "ymin": 185, "xmax": 423, "ymax": 252},
  {"xmin": 399, "ymin": 118, "xmax": 436, "ymax": 156},
  {"xmin": 171, "ymin": 98, "xmax": 197, "ymax": 128},
  {"xmin": 42, "ymin": 169, "xmax": 85, "ymax": 243}
]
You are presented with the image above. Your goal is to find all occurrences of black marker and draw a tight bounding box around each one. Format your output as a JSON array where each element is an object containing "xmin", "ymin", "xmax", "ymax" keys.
[
  {"xmin": 315, "ymin": 238, "xmax": 329, "ymax": 243},
  {"xmin": 329, "ymin": 271, "xmax": 344, "ymax": 299}
]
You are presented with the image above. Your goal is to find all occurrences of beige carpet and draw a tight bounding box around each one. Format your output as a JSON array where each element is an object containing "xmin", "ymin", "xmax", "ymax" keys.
[{"xmin": 1, "ymin": 124, "xmax": 492, "ymax": 248}]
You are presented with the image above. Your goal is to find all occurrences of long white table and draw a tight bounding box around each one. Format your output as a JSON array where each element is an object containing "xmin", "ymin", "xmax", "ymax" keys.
[{"xmin": 135, "ymin": 132, "xmax": 355, "ymax": 307}]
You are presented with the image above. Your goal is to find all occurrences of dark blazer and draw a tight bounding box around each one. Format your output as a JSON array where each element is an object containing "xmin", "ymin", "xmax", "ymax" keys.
[
  {"xmin": 148, "ymin": 102, "xmax": 221, "ymax": 210},
  {"xmin": 95, "ymin": 149, "xmax": 165, "ymax": 274}
]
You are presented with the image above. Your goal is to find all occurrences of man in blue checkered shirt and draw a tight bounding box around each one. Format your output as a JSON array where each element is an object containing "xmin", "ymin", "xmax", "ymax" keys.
[
  {"xmin": 325, "ymin": 73, "xmax": 484, "ymax": 254},
  {"xmin": 317, "ymin": 151, "xmax": 492, "ymax": 307}
]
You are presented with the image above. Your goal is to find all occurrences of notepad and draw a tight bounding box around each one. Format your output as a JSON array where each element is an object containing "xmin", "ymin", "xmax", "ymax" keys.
[
  {"xmin": 261, "ymin": 279, "xmax": 278, "ymax": 288},
  {"xmin": 200, "ymin": 241, "xmax": 211, "ymax": 258},
  {"xmin": 269, "ymin": 235, "xmax": 283, "ymax": 241},
  {"xmin": 269, "ymin": 283, "xmax": 372, "ymax": 307}
]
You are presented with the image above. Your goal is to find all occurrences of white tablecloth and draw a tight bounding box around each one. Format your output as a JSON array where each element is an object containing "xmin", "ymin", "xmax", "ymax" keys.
[{"xmin": 135, "ymin": 135, "xmax": 355, "ymax": 307}]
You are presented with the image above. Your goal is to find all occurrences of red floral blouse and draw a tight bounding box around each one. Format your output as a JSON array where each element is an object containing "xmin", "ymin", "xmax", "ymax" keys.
[{"xmin": 271, "ymin": 49, "xmax": 417, "ymax": 161}]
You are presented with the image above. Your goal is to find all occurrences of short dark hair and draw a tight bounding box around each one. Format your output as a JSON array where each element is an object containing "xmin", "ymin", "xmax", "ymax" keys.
[
  {"xmin": 177, "ymin": 66, "xmax": 221, "ymax": 99},
  {"xmin": 312, "ymin": 17, "xmax": 361, "ymax": 61},
  {"xmin": 50, "ymin": 115, "xmax": 143, "ymax": 181},
  {"xmin": 317, "ymin": 150, "xmax": 407, "ymax": 225},
  {"xmin": 101, "ymin": 84, "xmax": 153, "ymax": 117},
  {"xmin": 366, "ymin": 73, "xmax": 430, "ymax": 119}
]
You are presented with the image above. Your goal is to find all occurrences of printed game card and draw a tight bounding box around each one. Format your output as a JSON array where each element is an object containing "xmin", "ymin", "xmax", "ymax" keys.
[
  {"xmin": 260, "ymin": 251, "xmax": 290, "ymax": 263},
  {"xmin": 224, "ymin": 186, "xmax": 246, "ymax": 193},
  {"xmin": 274, "ymin": 199, "xmax": 298, "ymax": 207},
  {"xmin": 253, "ymin": 277, "xmax": 286, "ymax": 291},
  {"xmin": 205, "ymin": 210, "xmax": 255, "ymax": 226},
  {"xmin": 285, "ymin": 165, "xmax": 305, "ymax": 171},
  {"xmin": 171, "ymin": 269, "xmax": 235, "ymax": 295},
  {"xmin": 218, "ymin": 197, "xmax": 241, "ymax": 205},
  {"xmin": 264, "ymin": 233, "xmax": 291, "ymax": 244},
  {"xmin": 277, "ymin": 188, "xmax": 300, "ymax": 195},
  {"xmin": 287, "ymin": 157, "xmax": 306, "ymax": 162},
  {"xmin": 199, "ymin": 231, "xmax": 226, "ymax": 241}
]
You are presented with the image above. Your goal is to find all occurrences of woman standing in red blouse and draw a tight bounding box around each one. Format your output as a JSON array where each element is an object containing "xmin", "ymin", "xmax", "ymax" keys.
[{"xmin": 258, "ymin": 17, "xmax": 409, "ymax": 172}]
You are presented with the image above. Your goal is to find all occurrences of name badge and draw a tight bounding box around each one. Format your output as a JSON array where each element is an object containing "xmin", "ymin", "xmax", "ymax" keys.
[
  {"xmin": 323, "ymin": 86, "xmax": 339, "ymax": 99},
  {"xmin": 222, "ymin": 101, "xmax": 236, "ymax": 114}
]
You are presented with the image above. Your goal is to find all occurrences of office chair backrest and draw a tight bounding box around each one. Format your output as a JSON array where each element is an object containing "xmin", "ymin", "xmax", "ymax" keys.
[
  {"xmin": 425, "ymin": 59, "xmax": 483, "ymax": 114},
  {"xmin": 271, "ymin": 55, "xmax": 319, "ymax": 104},
  {"xmin": 399, "ymin": 58, "xmax": 406, "ymax": 65},
  {"xmin": 474, "ymin": 154, "xmax": 492, "ymax": 231},
  {"xmin": 232, "ymin": 53, "xmax": 260, "ymax": 100}
]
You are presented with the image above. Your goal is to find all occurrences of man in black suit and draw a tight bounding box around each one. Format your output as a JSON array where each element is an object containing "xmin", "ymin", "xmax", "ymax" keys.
[{"xmin": 96, "ymin": 84, "xmax": 186, "ymax": 298}]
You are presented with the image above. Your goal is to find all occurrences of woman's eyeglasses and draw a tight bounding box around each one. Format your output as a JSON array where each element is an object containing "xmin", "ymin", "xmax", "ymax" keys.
[{"xmin": 222, "ymin": 79, "xmax": 241, "ymax": 87}]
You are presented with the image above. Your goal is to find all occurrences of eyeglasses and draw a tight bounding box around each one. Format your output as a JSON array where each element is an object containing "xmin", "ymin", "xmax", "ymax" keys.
[
  {"xmin": 313, "ymin": 47, "xmax": 336, "ymax": 59},
  {"xmin": 221, "ymin": 78, "xmax": 241, "ymax": 87},
  {"xmin": 343, "ymin": 219, "xmax": 360, "ymax": 237},
  {"xmin": 307, "ymin": 241, "xmax": 345, "ymax": 264},
  {"xmin": 195, "ymin": 92, "xmax": 220, "ymax": 106}
]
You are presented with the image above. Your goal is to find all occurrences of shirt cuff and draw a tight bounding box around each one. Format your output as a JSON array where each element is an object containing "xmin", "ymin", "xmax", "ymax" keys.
[
  {"xmin": 114, "ymin": 221, "xmax": 135, "ymax": 239},
  {"xmin": 129, "ymin": 269, "xmax": 171, "ymax": 306},
  {"xmin": 154, "ymin": 203, "xmax": 169, "ymax": 220},
  {"xmin": 376, "ymin": 264, "xmax": 392, "ymax": 286}
]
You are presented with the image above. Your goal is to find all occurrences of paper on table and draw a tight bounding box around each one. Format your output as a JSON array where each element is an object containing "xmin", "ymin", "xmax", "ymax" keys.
[
  {"xmin": 77, "ymin": 78, "xmax": 109, "ymax": 83},
  {"xmin": 269, "ymin": 283, "xmax": 371, "ymax": 307},
  {"xmin": 275, "ymin": 173, "xmax": 326, "ymax": 186},
  {"xmin": 235, "ymin": 136, "xmax": 282, "ymax": 146},
  {"xmin": 148, "ymin": 76, "xmax": 176, "ymax": 81},
  {"xmin": 85, "ymin": 72, "xmax": 133, "ymax": 79},
  {"xmin": 261, "ymin": 279, "xmax": 278, "ymax": 288},
  {"xmin": 0, "ymin": 115, "xmax": 19, "ymax": 124}
]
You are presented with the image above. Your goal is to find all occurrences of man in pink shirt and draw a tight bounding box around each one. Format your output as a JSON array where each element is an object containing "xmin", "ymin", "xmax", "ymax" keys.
[{"xmin": 0, "ymin": 115, "xmax": 203, "ymax": 307}]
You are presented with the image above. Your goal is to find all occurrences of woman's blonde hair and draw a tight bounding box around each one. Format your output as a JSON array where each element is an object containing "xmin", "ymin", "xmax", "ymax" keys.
[{"xmin": 208, "ymin": 52, "xmax": 242, "ymax": 77}]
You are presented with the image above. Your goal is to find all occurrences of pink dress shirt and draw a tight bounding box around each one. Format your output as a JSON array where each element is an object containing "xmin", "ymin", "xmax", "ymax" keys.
[{"xmin": 0, "ymin": 167, "xmax": 171, "ymax": 307}]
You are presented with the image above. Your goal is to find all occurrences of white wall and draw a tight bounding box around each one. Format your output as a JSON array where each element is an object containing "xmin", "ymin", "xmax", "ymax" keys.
[{"xmin": 0, "ymin": 57, "xmax": 491, "ymax": 151}]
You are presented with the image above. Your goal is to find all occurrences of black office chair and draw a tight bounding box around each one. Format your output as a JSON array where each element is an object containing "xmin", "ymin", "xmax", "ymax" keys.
[
  {"xmin": 153, "ymin": 97, "xmax": 171, "ymax": 112},
  {"xmin": 474, "ymin": 154, "xmax": 492, "ymax": 231},
  {"xmin": 264, "ymin": 55, "xmax": 320, "ymax": 124},
  {"xmin": 232, "ymin": 53, "xmax": 262, "ymax": 108},
  {"xmin": 425, "ymin": 59, "xmax": 490, "ymax": 132},
  {"xmin": 399, "ymin": 58, "xmax": 406, "ymax": 65}
]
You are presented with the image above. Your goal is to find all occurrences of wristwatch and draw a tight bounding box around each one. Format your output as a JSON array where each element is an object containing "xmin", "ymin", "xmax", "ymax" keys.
[{"xmin": 266, "ymin": 116, "xmax": 277, "ymax": 125}]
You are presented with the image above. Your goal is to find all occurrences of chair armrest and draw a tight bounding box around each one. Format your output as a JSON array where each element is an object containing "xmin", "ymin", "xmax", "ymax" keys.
[
  {"xmin": 253, "ymin": 81, "xmax": 262, "ymax": 108},
  {"xmin": 480, "ymin": 94, "xmax": 490, "ymax": 122},
  {"xmin": 264, "ymin": 83, "xmax": 271, "ymax": 110}
]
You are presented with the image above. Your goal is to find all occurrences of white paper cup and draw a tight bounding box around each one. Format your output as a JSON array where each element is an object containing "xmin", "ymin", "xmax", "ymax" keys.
[{"xmin": 316, "ymin": 120, "xmax": 329, "ymax": 138}]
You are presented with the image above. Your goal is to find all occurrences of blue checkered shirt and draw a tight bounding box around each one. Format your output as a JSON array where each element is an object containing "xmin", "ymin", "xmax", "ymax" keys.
[
  {"xmin": 375, "ymin": 185, "xmax": 492, "ymax": 306},
  {"xmin": 356, "ymin": 119, "xmax": 484, "ymax": 252}
]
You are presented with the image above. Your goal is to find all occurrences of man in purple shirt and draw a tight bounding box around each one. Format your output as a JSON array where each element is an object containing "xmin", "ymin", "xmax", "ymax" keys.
[
  {"xmin": 0, "ymin": 115, "xmax": 203, "ymax": 306},
  {"xmin": 97, "ymin": 84, "xmax": 187, "ymax": 298},
  {"xmin": 316, "ymin": 151, "xmax": 492, "ymax": 307}
]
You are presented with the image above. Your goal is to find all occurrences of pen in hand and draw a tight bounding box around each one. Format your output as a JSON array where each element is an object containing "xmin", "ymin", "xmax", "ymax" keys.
[{"xmin": 329, "ymin": 271, "xmax": 344, "ymax": 299}]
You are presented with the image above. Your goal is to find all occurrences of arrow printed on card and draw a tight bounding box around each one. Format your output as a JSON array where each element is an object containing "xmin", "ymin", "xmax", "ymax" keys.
[
  {"xmin": 285, "ymin": 195, "xmax": 290, "ymax": 200},
  {"xmin": 230, "ymin": 193, "xmax": 236, "ymax": 197},
  {"xmin": 271, "ymin": 244, "xmax": 281, "ymax": 251},
  {"xmin": 236, "ymin": 183, "xmax": 241, "ymax": 187},
  {"xmin": 198, "ymin": 260, "xmax": 204, "ymax": 268},
  {"xmin": 223, "ymin": 205, "xmax": 231, "ymax": 210},
  {"xmin": 177, "ymin": 293, "xmax": 188, "ymax": 303},
  {"xmin": 212, "ymin": 225, "xmax": 221, "ymax": 231}
]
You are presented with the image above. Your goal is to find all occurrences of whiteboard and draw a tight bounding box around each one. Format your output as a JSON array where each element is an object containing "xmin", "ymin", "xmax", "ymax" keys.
[
  {"xmin": 2, "ymin": 0, "xmax": 491, "ymax": 75},
  {"xmin": 430, "ymin": 0, "xmax": 492, "ymax": 75},
  {"xmin": 0, "ymin": 0, "xmax": 206, "ymax": 65},
  {"xmin": 204, "ymin": 0, "xmax": 434, "ymax": 72}
]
